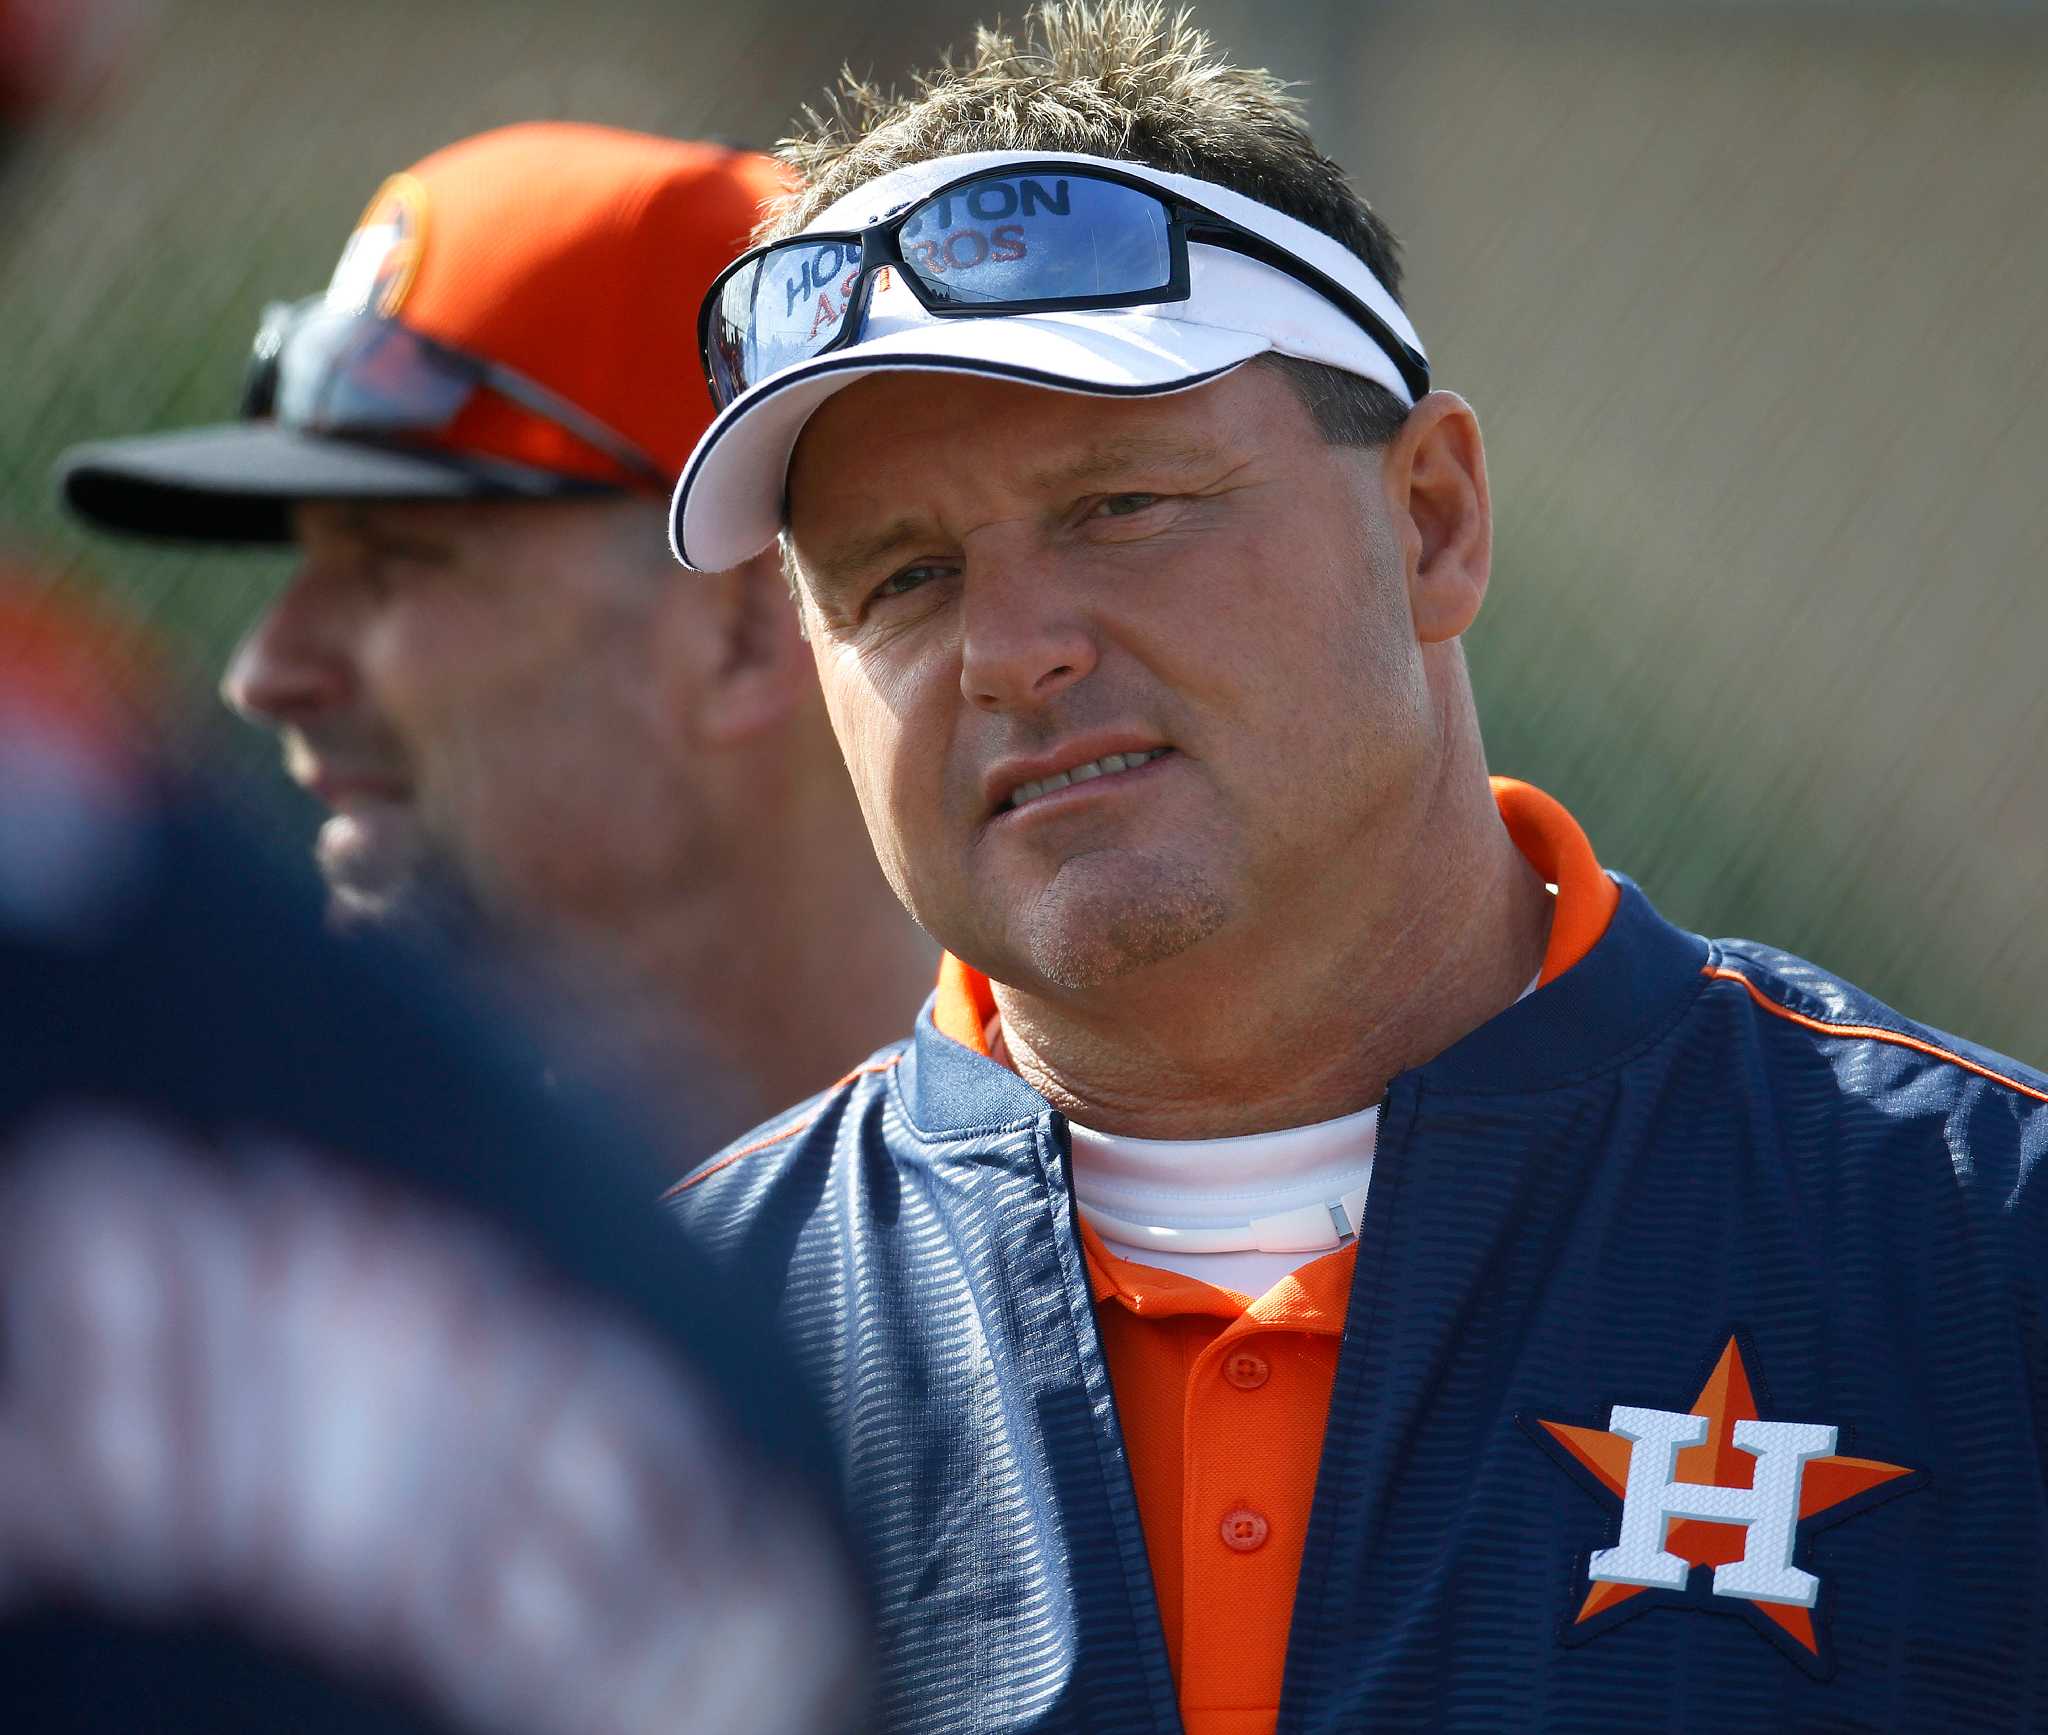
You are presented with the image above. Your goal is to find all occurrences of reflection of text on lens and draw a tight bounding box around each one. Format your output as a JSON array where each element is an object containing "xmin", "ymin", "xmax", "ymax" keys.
[
  {"xmin": 907, "ymin": 227, "xmax": 1026, "ymax": 277},
  {"xmin": 785, "ymin": 242, "xmax": 861, "ymax": 318},
  {"xmin": 903, "ymin": 177, "xmax": 1070, "ymax": 237}
]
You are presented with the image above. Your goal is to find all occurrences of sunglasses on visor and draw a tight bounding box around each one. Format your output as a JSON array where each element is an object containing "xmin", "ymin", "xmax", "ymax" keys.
[
  {"xmin": 242, "ymin": 298, "xmax": 669, "ymax": 490},
  {"xmin": 699, "ymin": 160, "xmax": 1431, "ymax": 410}
]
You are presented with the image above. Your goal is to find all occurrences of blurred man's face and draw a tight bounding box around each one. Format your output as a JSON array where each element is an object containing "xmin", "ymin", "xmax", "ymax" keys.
[
  {"xmin": 223, "ymin": 497, "xmax": 692, "ymax": 935},
  {"xmin": 784, "ymin": 364, "xmax": 1436, "ymax": 995}
]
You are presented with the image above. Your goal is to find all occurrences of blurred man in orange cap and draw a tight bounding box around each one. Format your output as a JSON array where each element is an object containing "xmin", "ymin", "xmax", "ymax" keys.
[
  {"xmin": 58, "ymin": 124, "xmax": 935, "ymax": 1160},
  {"xmin": 10, "ymin": 112, "xmax": 871, "ymax": 1719}
]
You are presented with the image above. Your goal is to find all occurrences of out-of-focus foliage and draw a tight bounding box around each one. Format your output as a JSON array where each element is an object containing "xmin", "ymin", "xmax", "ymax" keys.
[{"xmin": 4, "ymin": 0, "xmax": 2041, "ymax": 1059}]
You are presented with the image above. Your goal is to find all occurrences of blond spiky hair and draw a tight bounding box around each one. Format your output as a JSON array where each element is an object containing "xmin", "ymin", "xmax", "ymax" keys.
[{"xmin": 763, "ymin": 1, "xmax": 1404, "ymax": 301}]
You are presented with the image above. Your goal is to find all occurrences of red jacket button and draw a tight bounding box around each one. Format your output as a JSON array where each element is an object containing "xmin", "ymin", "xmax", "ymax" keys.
[
  {"xmin": 1220, "ymin": 1508, "xmax": 1270, "ymax": 1553},
  {"xmin": 1223, "ymin": 1350, "xmax": 1271, "ymax": 1390}
]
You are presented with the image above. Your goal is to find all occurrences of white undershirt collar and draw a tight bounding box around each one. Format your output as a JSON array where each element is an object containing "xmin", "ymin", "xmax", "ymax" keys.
[
  {"xmin": 1068, "ymin": 1103, "xmax": 1379, "ymax": 1297},
  {"xmin": 1065, "ymin": 972, "xmax": 1540, "ymax": 1298}
]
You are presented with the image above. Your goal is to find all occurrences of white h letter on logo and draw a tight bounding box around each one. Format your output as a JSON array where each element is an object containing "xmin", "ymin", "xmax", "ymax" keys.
[{"xmin": 1588, "ymin": 1407, "xmax": 1837, "ymax": 1607}]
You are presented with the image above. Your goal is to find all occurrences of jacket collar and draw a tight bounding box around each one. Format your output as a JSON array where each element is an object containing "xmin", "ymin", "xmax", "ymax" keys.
[{"xmin": 898, "ymin": 780, "xmax": 1704, "ymax": 1137}]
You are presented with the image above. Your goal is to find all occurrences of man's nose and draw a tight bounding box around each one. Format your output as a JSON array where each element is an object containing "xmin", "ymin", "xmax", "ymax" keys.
[
  {"xmin": 957, "ymin": 537, "xmax": 1098, "ymax": 714},
  {"xmin": 219, "ymin": 566, "xmax": 355, "ymax": 726}
]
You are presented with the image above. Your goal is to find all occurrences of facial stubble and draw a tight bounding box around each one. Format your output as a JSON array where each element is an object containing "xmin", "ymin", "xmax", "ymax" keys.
[{"xmin": 1012, "ymin": 843, "xmax": 1231, "ymax": 991}]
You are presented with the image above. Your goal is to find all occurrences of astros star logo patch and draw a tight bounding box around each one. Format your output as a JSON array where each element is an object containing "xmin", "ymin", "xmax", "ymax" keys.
[
  {"xmin": 1524, "ymin": 1334, "xmax": 1922, "ymax": 1674},
  {"xmin": 328, "ymin": 172, "xmax": 428, "ymax": 319}
]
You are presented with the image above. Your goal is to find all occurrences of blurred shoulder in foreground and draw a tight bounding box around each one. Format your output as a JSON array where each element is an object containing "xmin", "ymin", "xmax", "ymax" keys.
[{"xmin": 0, "ymin": 579, "xmax": 872, "ymax": 1734}]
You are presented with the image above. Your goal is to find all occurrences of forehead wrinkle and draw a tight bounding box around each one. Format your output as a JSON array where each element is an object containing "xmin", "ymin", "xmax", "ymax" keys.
[
  {"xmin": 793, "ymin": 414, "xmax": 1237, "ymax": 585},
  {"xmin": 1023, "ymin": 430, "xmax": 1232, "ymax": 496},
  {"xmin": 300, "ymin": 498, "xmax": 456, "ymax": 551}
]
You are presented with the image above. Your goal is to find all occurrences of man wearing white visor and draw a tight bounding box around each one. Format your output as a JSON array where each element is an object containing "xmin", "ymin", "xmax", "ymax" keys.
[{"xmin": 663, "ymin": 8, "xmax": 2048, "ymax": 1732}]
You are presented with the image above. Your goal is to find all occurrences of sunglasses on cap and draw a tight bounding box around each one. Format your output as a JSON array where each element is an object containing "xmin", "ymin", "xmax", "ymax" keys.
[
  {"xmin": 699, "ymin": 159, "xmax": 1431, "ymax": 411},
  {"xmin": 243, "ymin": 297, "xmax": 670, "ymax": 491}
]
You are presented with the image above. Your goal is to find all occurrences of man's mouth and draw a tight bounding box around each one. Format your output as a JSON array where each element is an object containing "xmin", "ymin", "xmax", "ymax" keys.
[
  {"xmin": 285, "ymin": 733, "xmax": 411, "ymax": 812},
  {"xmin": 295, "ymin": 759, "xmax": 410, "ymax": 810},
  {"xmin": 308, "ymin": 777, "xmax": 408, "ymax": 812},
  {"xmin": 1004, "ymin": 747, "xmax": 1172, "ymax": 813}
]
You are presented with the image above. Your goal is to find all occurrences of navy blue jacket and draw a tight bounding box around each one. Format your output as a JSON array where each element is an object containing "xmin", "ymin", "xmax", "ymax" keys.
[{"xmin": 668, "ymin": 878, "xmax": 2048, "ymax": 1732}]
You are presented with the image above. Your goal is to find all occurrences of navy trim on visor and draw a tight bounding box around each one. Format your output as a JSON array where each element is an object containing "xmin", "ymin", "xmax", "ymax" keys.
[{"xmin": 670, "ymin": 351, "xmax": 1243, "ymax": 571}]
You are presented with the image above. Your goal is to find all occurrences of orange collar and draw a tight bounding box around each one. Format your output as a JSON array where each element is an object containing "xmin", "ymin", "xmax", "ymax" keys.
[{"xmin": 933, "ymin": 776, "xmax": 1617, "ymax": 1056}]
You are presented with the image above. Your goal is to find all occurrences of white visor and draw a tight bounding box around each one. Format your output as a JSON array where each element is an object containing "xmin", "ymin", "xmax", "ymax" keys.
[{"xmin": 669, "ymin": 149, "xmax": 1426, "ymax": 572}]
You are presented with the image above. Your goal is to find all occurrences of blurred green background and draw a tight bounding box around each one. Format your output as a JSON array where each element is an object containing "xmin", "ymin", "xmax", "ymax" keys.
[{"xmin": 4, "ymin": 0, "xmax": 2042, "ymax": 1059}]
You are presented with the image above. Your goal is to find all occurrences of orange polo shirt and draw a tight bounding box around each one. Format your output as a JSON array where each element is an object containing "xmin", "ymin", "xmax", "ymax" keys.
[{"xmin": 932, "ymin": 778, "xmax": 1618, "ymax": 1734}]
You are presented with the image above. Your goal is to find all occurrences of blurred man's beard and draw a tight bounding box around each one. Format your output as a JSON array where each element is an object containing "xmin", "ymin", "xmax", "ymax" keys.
[{"xmin": 316, "ymin": 806, "xmax": 489, "ymax": 953}]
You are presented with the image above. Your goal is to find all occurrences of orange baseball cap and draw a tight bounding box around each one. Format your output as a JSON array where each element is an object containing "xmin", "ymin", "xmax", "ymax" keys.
[{"xmin": 57, "ymin": 123, "xmax": 789, "ymax": 545}]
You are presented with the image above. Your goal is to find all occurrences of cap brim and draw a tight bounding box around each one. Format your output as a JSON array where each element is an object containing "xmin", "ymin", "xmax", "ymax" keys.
[
  {"xmin": 670, "ymin": 313, "xmax": 1271, "ymax": 572},
  {"xmin": 58, "ymin": 424, "xmax": 619, "ymax": 545}
]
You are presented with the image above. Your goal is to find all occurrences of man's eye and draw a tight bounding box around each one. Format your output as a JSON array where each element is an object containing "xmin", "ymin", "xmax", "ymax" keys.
[
  {"xmin": 874, "ymin": 564, "xmax": 948, "ymax": 600},
  {"xmin": 362, "ymin": 540, "xmax": 454, "ymax": 583},
  {"xmin": 1093, "ymin": 493, "xmax": 1161, "ymax": 519}
]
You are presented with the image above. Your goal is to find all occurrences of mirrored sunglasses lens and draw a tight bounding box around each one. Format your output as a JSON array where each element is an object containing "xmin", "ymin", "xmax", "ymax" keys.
[
  {"xmin": 896, "ymin": 173, "xmax": 1172, "ymax": 307},
  {"xmin": 273, "ymin": 310, "xmax": 472, "ymax": 433},
  {"xmin": 716, "ymin": 238, "xmax": 865, "ymax": 401},
  {"xmin": 241, "ymin": 300, "xmax": 303, "ymax": 417},
  {"xmin": 707, "ymin": 259, "xmax": 762, "ymax": 406}
]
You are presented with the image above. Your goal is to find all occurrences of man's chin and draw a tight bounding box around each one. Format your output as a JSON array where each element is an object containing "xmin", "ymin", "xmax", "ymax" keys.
[
  {"xmin": 315, "ymin": 810, "xmax": 482, "ymax": 945},
  {"xmin": 1005, "ymin": 854, "xmax": 1231, "ymax": 992}
]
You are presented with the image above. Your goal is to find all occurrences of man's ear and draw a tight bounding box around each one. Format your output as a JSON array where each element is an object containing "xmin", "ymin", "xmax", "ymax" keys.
[
  {"xmin": 1381, "ymin": 390, "xmax": 1492, "ymax": 644},
  {"xmin": 659, "ymin": 546, "xmax": 812, "ymax": 747}
]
